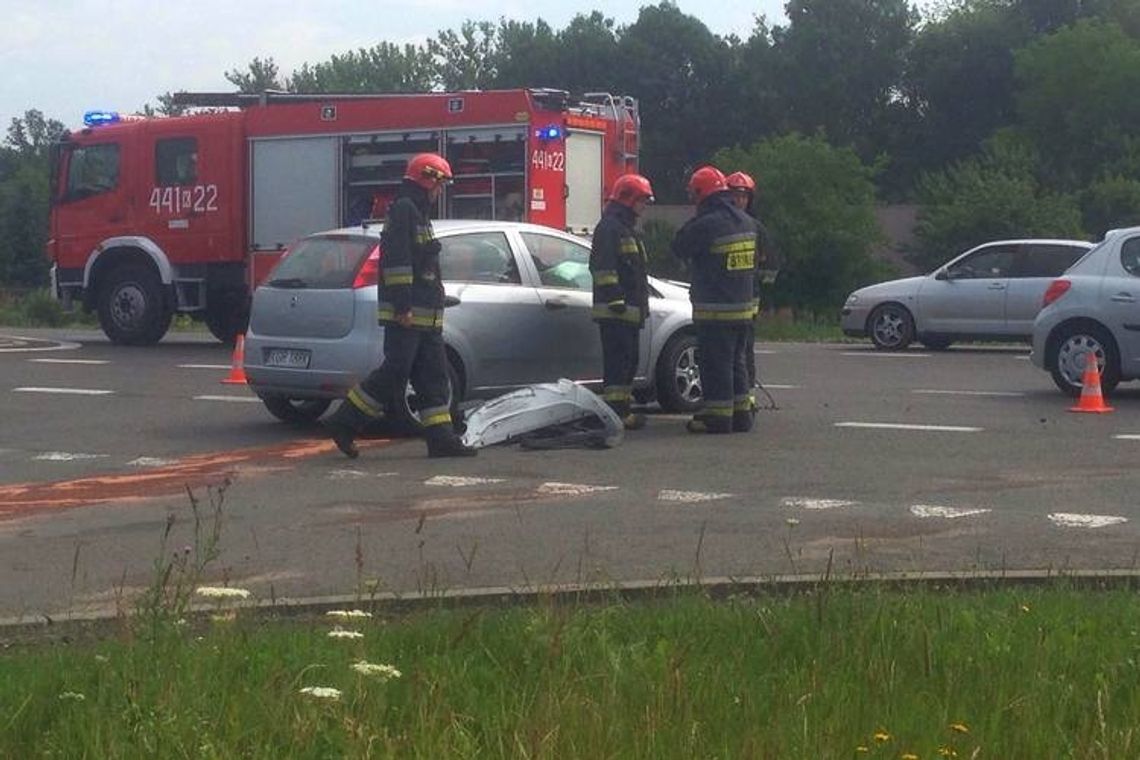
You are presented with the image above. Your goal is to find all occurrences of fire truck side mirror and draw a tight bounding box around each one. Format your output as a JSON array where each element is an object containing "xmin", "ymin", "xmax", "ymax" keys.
[{"xmin": 563, "ymin": 184, "xmax": 569, "ymax": 200}]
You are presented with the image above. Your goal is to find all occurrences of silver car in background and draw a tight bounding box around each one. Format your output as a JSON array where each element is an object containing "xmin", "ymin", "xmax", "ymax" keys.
[
  {"xmin": 842, "ymin": 239, "xmax": 1093, "ymax": 350},
  {"xmin": 1032, "ymin": 226, "xmax": 1140, "ymax": 396},
  {"xmin": 243, "ymin": 220, "xmax": 701, "ymax": 426}
]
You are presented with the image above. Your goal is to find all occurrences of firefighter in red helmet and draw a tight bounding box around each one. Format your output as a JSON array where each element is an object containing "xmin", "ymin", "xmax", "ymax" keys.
[
  {"xmin": 672, "ymin": 165, "xmax": 759, "ymax": 434},
  {"xmin": 590, "ymin": 173, "xmax": 655, "ymax": 429},
  {"xmin": 326, "ymin": 153, "xmax": 476, "ymax": 459}
]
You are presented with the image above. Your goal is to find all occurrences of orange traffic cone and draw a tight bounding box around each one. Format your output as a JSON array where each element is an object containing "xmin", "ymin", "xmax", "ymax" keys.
[
  {"xmin": 1069, "ymin": 353, "xmax": 1112, "ymax": 413},
  {"xmin": 221, "ymin": 334, "xmax": 247, "ymax": 385}
]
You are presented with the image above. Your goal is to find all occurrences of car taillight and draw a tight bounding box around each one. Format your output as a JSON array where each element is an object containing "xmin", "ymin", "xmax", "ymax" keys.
[
  {"xmin": 1042, "ymin": 279, "xmax": 1072, "ymax": 307},
  {"xmin": 352, "ymin": 246, "xmax": 381, "ymax": 289}
]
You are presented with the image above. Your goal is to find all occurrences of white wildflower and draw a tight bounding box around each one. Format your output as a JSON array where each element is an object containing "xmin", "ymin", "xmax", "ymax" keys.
[
  {"xmin": 785, "ymin": 517, "xmax": 800, "ymax": 527},
  {"xmin": 299, "ymin": 686, "xmax": 342, "ymax": 701},
  {"xmin": 94, "ymin": 655, "xmax": 109, "ymax": 663},
  {"xmin": 58, "ymin": 691, "xmax": 86, "ymax": 701},
  {"xmin": 195, "ymin": 586, "xmax": 251, "ymax": 599},
  {"xmin": 326, "ymin": 609, "xmax": 372, "ymax": 619},
  {"xmin": 327, "ymin": 628, "xmax": 365, "ymax": 640},
  {"xmin": 351, "ymin": 660, "xmax": 402, "ymax": 680}
]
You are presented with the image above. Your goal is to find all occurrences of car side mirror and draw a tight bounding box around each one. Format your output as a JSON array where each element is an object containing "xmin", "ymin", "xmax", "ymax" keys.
[
  {"xmin": 444, "ymin": 295, "xmax": 461, "ymax": 308},
  {"xmin": 935, "ymin": 268, "xmax": 951, "ymax": 281}
]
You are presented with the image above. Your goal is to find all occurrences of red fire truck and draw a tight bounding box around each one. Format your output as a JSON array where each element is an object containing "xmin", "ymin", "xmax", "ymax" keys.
[{"xmin": 47, "ymin": 89, "xmax": 640, "ymax": 344}]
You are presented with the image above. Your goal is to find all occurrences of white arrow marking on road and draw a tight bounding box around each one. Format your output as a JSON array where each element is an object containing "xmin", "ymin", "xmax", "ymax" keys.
[
  {"xmin": 536, "ymin": 482, "xmax": 619, "ymax": 496},
  {"xmin": 192, "ymin": 395, "xmax": 261, "ymax": 403},
  {"xmin": 1048, "ymin": 513, "xmax": 1128, "ymax": 529},
  {"xmin": 14, "ymin": 387, "xmax": 113, "ymax": 395},
  {"xmin": 910, "ymin": 504, "xmax": 991, "ymax": 519},
  {"xmin": 178, "ymin": 364, "xmax": 232, "ymax": 370},
  {"xmin": 835, "ymin": 422, "xmax": 983, "ymax": 432},
  {"xmin": 658, "ymin": 489, "xmax": 733, "ymax": 503},
  {"xmin": 912, "ymin": 389, "xmax": 1025, "ymax": 398},
  {"xmin": 34, "ymin": 451, "xmax": 109, "ymax": 461},
  {"xmin": 425, "ymin": 475, "xmax": 506, "ymax": 487},
  {"xmin": 30, "ymin": 358, "xmax": 109, "ymax": 365},
  {"xmin": 782, "ymin": 497, "xmax": 858, "ymax": 510}
]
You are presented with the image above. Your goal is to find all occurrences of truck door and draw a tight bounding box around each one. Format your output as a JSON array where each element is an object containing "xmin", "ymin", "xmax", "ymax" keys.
[
  {"xmin": 54, "ymin": 138, "xmax": 129, "ymax": 275},
  {"xmin": 564, "ymin": 131, "xmax": 603, "ymax": 234}
]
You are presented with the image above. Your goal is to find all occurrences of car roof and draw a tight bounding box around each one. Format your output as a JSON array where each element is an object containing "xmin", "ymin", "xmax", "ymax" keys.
[
  {"xmin": 312, "ymin": 219, "xmax": 586, "ymax": 241},
  {"xmin": 970, "ymin": 238, "xmax": 1094, "ymax": 248}
]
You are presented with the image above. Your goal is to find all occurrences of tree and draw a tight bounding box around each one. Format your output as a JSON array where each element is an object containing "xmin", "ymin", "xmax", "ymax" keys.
[
  {"xmin": 911, "ymin": 133, "xmax": 1085, "ymax": 270},
  {"xmin": 715, "ymin": 133, "xmax": 889, "ymax": 315},
  {"xmin": 431, "ymin": 20, "xmax": 499, "ymax": 90},
  {"xmin": 224, "ymin": 57, "xmax": 283, "ymax": 93},
  {"xmin": 5, "ymin": 110, "xmax": 66, "ymax": 158},
  {"xmin": 0, "ymin": 111, "xmax": 64, "ymax": 287},
  {"xmin": 287, "ymin": 43, "xmax": 436, "ymax": 92},
  {"xmin": 1080, "ymin": 176, "xmax": 1140, "ymax": 239}
]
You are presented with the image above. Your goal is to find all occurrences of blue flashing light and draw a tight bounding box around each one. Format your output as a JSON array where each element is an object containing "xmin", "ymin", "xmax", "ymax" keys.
[
  {"xmin": 83, "ymin": 110, "xmax": 121, "ymax": 127},
  {"xmin": 535, "ymin": 124, "xmax": 562, "ymax": 141}
]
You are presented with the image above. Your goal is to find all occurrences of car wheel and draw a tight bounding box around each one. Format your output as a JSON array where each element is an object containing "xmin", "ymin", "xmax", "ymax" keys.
[
  {"xmin": 260, "ymin": 396, "xmax": 332, "ymax": 425},
  {"xmin": 1049, "ymin": 322, "xmax": 1120, "ymax": 398},
  {"xmin": 97, "ymin": 264, "xmax": 173, "ymax": 345},
  {"xmin": 656, "ymin": 332, "xmax": 702, "ymax": 413},
  {"xmin": 868, "ymin": 303, "xmax": 915, "ymax": 350},
  {"xmin": 921, "ymin": 335, "xmax": 952, "ymax": 351},
  {"xmin": 393, "ymin": 357, "xmax": 461, "ymax": 433}
]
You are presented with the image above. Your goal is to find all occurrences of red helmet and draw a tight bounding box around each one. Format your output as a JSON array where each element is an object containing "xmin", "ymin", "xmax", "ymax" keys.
[
  {"xmin": 726, "ymin": 171, "xmax": 756, "ymax": 194},
  {"xmin": 405, "ymin": 153, "xmax": 453, "ymax": 189},
  {"xmin": 609, "ymin": 174, "xmax": 655, "ymax": 207},
  {"xmin": 687, "ymin": 166, "xmax": 727, "ymax": 203}
]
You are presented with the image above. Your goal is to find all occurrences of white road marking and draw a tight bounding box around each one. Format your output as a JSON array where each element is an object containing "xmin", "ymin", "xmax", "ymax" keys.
[
  {"xmin": 835, "ymin": 422, "xmax": 983, "ymax": 432},
  {"xmin": 754, "ymin": 349, "xmax": 777, "ymax": 355},
  {"xmin": 910, "ymin": 504, "xmax": 991, "ymax": 519},
  {"xmin": 178, "ymin": 364, "xmax": 231, "ymax": 370},
  {"xmin": 193, "ymin": 395, "xmax": 261, "ymax": 403},
  {"xmin": 912, "ymin": 389, "xmax": 1025, "ymax": 398},
  {"xmin": 127, "ymin": 457, "xmax": 179, "ymax": 467},
  {"xmin": 425, "ymin": 475, "xmax": 506, "ymax": 487},
  {"xmin": 34, "ymin": 451, "xmax": 109, "ymax": 461},
  {"xmin": 1113, "ymin": 435, "xmax": 1140, "ymax": 441},
  {"xmin": 328, "ymin": 469, "xmax": 397, "ymax": 480},
  {"xmin": 1014, "ymin": 356, "xmax": 1031, "ymax": 361},
  {"xmin": 1048, "ymin": 512, "xmax": 1128, "ymax": 529},
  {"xmin": 536, "ymin": 481, "xmax": 619, "ymax": 496},
  {"xmin": 29, "ymin": 358, "xmax": 109, "ymax": 365},
  {"xmin": 658, "ymin": 489, "xmax": 733, "ymax": 503},
  {"xmin": 763, "ymin": 384, "xmax": 800, "ymax": 390},
  {"xmin": 841, "ymin": 352, "xmax": 930, "ymax": 358},
  {"xmin": 14, "ymin": 387, "xmax": 113, "ymax": 395},
  {"xmin": 0, "ymin": 338, "xmax": 81, "ymax": 353},
  {"xmin": 782, "ymin": 497, "xmax": 858, "ymax": 510}
]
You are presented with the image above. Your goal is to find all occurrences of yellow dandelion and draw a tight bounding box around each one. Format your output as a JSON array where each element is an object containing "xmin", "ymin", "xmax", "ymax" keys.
[
  {"xmin": 1020, "ymin": 604, "xmax": 1030, "ymax": 613},
  {"xmin": 874, "ymin": 730, "xmax": 891, "ymax": 743},
  {"xmin": 937, "ymin": 746, "xmax": 958, "ymax": 758},
  {"xmin": 901, "ymin": 754, "xmax": 919, "ymax": 760},
  {"xmin": 949, "ymin": 722, "xmax": 970, "ymax": 734}
]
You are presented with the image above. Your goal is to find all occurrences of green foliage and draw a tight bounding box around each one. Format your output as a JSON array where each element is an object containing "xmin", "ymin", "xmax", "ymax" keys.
[
  {"xmin": 224, "ymin": 57, "xmax": 283, "ymax": 93},
  {"xmin": 0, "ymin": 110, "xmax": 63, "ymax": 288},
  {"xmin": 640, "ymin": 218, "xmax": 686, "ymax": 280},
  {"xmin": 716, "ymin": 133, "xmax": 890, "ymax": 315},
  {"xmin": 1080, "ymin": 175, "xmax": 1140, "ymax": 239},
  {"xmin": 911, "ymin": 134, "xmax": 1086, "ymax": 270},
  {"xmin": 288, "ymin": 44, "xmax": 436, "ymax": 93}
]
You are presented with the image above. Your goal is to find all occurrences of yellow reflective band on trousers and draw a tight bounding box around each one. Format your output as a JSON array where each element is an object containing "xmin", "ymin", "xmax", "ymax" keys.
[
  {"xmin": 734, "ymin": 394, "xmax": 755, "ymax": 412},
  {"xmin": 692, "ymin": 304, "xmax": 755, "ymax": 322},
  {"xmin": 603, "ymin": 385, "xmax": 632, "ymax": 402},
  {"xmin": 591, "ymin": 304, "xmax": 642, "ymax": 323},
  {"xmin": 348, "ymin": 387, "xmax": 384, "ymax": 418},
  {"xmin": 377, "ymin": 304, "xmax": 444, "ymax": 329},
  {"xmin": 594, "ymin": 270, "xmax": 619, "ymax": 286},
  {"xmin": 420, "ymin": 406, "xmax": 452, "ymax": 428},
  {"xmin": 701, "ymin": 400, "xmax": 735, "ymax": 417}
]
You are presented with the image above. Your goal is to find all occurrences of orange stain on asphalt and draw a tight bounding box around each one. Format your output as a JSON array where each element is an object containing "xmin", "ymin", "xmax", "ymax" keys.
[{"xmin": 0, "ymin": 438, "xmax": 392, "ymax": 517}]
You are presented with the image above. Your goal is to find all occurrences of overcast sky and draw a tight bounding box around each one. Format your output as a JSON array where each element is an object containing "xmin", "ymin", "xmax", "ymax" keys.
[{"xmin": 1, "ymin": 0, "xmax": 794, "ymax": 131}]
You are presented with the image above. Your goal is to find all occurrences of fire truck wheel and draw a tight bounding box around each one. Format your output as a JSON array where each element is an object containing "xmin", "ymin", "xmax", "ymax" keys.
[
  {"xmin": 97, "ymin": 264, "xmax": 173, "ymax": 345},
  {"xmin": 259, "ymin": 395, "xmax": 332, "ymax": 425},
  {"xmin": 655, "ymin": 332, "xmax": 702, "ymax": 413}
]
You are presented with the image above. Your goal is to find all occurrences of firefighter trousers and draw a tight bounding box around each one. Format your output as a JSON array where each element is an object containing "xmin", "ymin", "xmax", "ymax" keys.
[
  {"xmin": 741, "ymin": 320, "xmax": 757, "ymax": 388},
  {"xmin": 696, "ymin": 323, "xmax": 753, "ymax": 433},
  {"xmin": 599, "ymin": 321, "xmax": 640, "ymax": 417},
  {"xmin": 354, "ymin": 326, "xmax": 454, "ymax": 432}
]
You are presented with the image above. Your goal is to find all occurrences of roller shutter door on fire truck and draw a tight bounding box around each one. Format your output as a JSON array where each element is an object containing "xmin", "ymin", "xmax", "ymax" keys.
[
  {"xmin": 250, "ymin": 137, "xmax": 339, "ymax": 251},
  {"xmin": 564, "ymin": 131, "xmax": 603, "ymax": 234}
]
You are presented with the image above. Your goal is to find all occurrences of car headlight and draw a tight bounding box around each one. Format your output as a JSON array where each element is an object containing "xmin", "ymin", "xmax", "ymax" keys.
[{"xmin": 845, "ymin": 294, "xmax": 859, "ymax": 306}]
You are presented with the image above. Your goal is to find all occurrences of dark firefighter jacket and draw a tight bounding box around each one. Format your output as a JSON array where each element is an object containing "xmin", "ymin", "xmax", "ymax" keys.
[
  {"xmin": 589, "ymin": 201, "xmax": 650, "ymax": 326},
  {"xmin": 671, "ymin": 192, "xmax": 760, "ymax": 324},
  {"xmin": 378, "ymin": 181, "xmax": 444, "ymax": 332}
]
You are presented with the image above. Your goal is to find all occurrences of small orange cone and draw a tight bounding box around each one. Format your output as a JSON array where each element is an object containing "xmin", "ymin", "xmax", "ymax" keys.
[
  {"xmin": 221, "ymin": 334, "xmax": 247, "ymax": 385},
  {"xmin": 1069, "ymin": 353, "xmax": 1112, "ymax": 413}
]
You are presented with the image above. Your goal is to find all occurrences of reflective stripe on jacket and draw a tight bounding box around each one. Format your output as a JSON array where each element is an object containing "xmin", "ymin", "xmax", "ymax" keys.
[
  {"xmin": 589, "ymin": 201, "xmax": 650, "ymax": 326},
  {"xmin": 671, "ymin": 193, "xmax": 759, "ymax": 325},
  {"xmin": 378, "ymin": 182, "xmax": 445, "ymax": 332}
]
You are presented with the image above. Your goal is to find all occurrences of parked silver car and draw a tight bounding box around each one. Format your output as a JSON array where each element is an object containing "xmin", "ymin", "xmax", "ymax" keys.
[
  {"xmin": 842, "ymin": 239, "xmax": 1093, "ymax": 350},
  {"xmin": 244, "ymin": 220, "xmax": 701, "ymax": 425},
  {"xmin": 1031, "ymin": 226, "xmax": 1140, "ymax": 396}
]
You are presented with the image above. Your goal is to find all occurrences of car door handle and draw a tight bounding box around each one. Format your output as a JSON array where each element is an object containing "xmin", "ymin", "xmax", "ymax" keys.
[
  {"xmin": 987, "ymin": 283, "xmax": 1006, "ymax": 290},
  {"xmin": 544, "ymin": 298, "xmax": 568, "ymax": 310},
  {"xmin": 1111, "ymin": 293, "xmax": 1136, "ymax": 303}
]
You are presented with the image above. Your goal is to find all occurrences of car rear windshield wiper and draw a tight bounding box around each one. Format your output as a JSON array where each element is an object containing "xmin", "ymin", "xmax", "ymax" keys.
[{"xmin": 267, "ymin": 278, "xmax": 308, "ymax": 288}]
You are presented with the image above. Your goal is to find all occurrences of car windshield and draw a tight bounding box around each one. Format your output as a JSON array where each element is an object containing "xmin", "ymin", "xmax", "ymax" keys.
[{"xmin": 267, "ymin": 235, "xmax": 376, "ymax": 289}]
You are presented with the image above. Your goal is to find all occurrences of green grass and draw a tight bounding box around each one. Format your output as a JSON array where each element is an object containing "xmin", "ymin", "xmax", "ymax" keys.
[{"xmin": 4, "ymin": 585, "xmax": 1140, "ymax": 758}]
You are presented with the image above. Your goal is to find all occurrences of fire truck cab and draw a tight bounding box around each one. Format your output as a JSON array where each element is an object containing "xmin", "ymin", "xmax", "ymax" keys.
[{"xmin": 47, "ymin": 89, "xmax": 639, "ymax": 345}]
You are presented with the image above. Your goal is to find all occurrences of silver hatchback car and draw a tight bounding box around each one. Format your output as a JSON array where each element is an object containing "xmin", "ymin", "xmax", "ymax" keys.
[
  {"xmin": 1032, "ymin": 226, "xmax": 1140, "ymax": 396},
  {"xmin": 243, "ymin": 220, "xmax": 701, "ymax": 425},
  {"xmin": 842, "ymin": 239, "xmax": 1093, "ymax": 350}
]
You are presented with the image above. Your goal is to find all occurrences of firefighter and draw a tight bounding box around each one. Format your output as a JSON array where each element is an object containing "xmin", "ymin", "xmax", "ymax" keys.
[
  {"xmin": 672, "ymin": 166, "xmax": 759, "ymax": 434},
  {"xmin": 725, "ymin": 171, "xmax": 761, "ymax": 389},
  {"xmin": 325, "ymin": 153, "xmax": 476, "ymax": 459},
  {"xmin": 590, "ymin": 173, "xmax": 655, "ymax": 430}
]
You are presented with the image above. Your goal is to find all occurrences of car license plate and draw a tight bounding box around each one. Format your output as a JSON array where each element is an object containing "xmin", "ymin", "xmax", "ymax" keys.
[{"xmin": 264, "ymin": 348, "xmax": 311, "ymax": 368}]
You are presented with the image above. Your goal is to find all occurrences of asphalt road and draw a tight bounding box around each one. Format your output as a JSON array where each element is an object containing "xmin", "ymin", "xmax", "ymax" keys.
[{"xmin": 3, "ymin": 327, "xmax": 1140, "ymax": 621}]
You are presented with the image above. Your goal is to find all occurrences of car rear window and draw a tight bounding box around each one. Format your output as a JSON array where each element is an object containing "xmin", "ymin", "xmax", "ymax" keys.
[
  {"xmin": 1017, "ymin": 244, "xmax": 1090, "ymax": 277},
  {"xmin": 267, "ymin": 235, "xmax": 376, "ymax": 289}
]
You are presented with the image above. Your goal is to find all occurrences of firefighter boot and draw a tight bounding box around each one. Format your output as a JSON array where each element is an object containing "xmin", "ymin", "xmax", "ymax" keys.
[
  {"xmin": 622, "ymin": 413, "xmax": 647, "ymax": 431},
  {"xmin": 686, "ymin": 414, "xmax": 732, "ymax": 434},
  {"xmin": 733, "ymin": 396, "xmax": 757, "ymax": 433},
  {"xmin": 325, "ymin": 400, "xmax": 372, "ymax": 459},
  {"xmin": 425, "ymin": 426, "xmax": 478, "ymax": 459}
]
